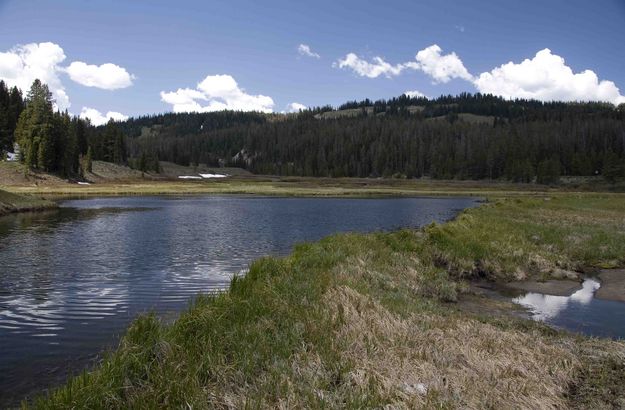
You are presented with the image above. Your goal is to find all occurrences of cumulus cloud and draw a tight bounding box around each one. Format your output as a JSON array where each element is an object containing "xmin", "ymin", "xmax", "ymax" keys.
[
  {"xmin": 415, "ymin": 44, "xmax": 473, "ymax": 83},
  {"xmin": 334, "ymin": 53, "xmax": 410, "ymax": 78},
  {"xmin": 474, "ymin": 48, "xmax": 625, "ymax": 105},
  {"xmin": 336, "ymin": 44, "xmax": 624, "ymax": 105},
  {"xmin": 298, "ymin": 44, "xmax": 320, "ymax": 59},
  {"xmin": 0, "ymin": 42, "xmax": 70, "ymax": 110},
  {"xmin": 404, "ymin": 90, "xmax": 427, "ymax": 98},
  {"xmin": 65, "ymin": 61, "xmax": 134, "ymax": 89},
  {"xmin": 0, "ymin": 41, "xmax": 134, "ymax": 111},
  {"xmin": 79, "ymin": 107, "xmax": 128, "ymax": 126},
  {"xmin": 285, "ymin": 102, "xmax": 307, "ymax": 113},
  {"xmin": 334, "ymin": 45, "xmax": 470, "ymax": 82},
  {"xmin": 161, "ymin": 74, "xmax": 274, "ymax": 113}
]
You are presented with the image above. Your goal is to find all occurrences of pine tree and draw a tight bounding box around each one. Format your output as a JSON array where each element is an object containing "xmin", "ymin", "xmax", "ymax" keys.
[
  {"xmin": 13, "ymin": 79, "xmax": 79, "ymax": 174},
  {"xmin": 84, "ymin": 146, "xmax": 93, "ymax": 173},
  {"xmin": 15, "ymin": 80, "xmax": 55, "ymax": 169}
]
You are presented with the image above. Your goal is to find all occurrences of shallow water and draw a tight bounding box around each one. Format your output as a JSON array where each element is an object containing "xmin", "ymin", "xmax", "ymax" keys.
[
  {"xmin": 0, "ymin": 195, "xmax": 478, "ymax": 405},
  {"xmin": 512, "ymin": 278, "xmax": 625, "ymax": 339}
]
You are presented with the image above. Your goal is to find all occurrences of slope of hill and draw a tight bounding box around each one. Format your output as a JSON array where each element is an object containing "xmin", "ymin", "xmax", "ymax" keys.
[{"xmin": 111, "ymin": 93, "xmax": 624, "ymax": 182}]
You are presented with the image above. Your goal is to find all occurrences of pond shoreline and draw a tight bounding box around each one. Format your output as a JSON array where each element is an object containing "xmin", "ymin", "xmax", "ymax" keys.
[
  {"xmin": 18, "ymin": 194, "xmax": 625, "ymax": 408},
  {"xmin": 1, "ymin": 195, "xmax": 480, "ymax": 408},
  {"xmin": 0, "ymin": 189, "xmax": 57, "ymax": 217}
]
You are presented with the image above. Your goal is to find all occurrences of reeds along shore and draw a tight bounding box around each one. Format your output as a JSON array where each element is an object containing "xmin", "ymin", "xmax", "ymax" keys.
[{"xmin": 28, "ymin": 195, "xmax": 625, "ymax": 409}]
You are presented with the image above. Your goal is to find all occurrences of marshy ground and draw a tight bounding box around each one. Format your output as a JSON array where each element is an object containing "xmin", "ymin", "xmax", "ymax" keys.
[{"xmin": 24, "ymin": 194, "xmax": 625, "ymax": 409}]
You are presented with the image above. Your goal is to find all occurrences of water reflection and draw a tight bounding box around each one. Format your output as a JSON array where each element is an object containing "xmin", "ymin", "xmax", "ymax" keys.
[
  {"xmin": 511, "ymin": 278, "xmax": 625, "ymax": 340},
  {"xmin": 513, "ymin": 279, "xmax": 600, "ymax": 320}
]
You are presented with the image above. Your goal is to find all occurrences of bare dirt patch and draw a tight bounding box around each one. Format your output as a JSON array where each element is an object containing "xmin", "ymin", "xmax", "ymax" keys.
[
  {"xmin": 595, "ymin": 269, "xmax": 625, "ymax": 302},
  {"xmin": 505, "ymin": 279, "xmax": 583, "ymax": 297}
]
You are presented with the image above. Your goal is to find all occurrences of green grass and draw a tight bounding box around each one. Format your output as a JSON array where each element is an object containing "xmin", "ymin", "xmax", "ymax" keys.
[
  {"xmin": 7, "ymin": 177, "xmax": 625, "ymax": 201},
  {"xmin": 27, "ymin": 195, "xmax": 625, "ymax": 408},
  {"xmin": 426, "ymin": 196, "xmax": 625, "ymax": 279},
  {"xmin": 0, "ymin": 189, "xmax": 56, "ymax": 216}
]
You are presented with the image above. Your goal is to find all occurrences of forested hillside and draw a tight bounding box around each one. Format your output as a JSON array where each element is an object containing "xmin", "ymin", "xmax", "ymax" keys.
[
  {"xmin": 2, "ymin": 83, "xmax": 624, "ymax": 182},
  {"xmin": 123, "ymin": 93, "xmax": 625, "ymax": 181}
]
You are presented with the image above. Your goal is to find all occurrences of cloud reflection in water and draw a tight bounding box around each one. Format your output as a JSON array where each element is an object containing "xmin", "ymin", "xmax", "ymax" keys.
[{"xmin": 513, "ymin": 279, "xmax": 601, "ymax": 321}]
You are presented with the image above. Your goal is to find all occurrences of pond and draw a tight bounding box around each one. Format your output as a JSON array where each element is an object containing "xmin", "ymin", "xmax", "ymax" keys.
[{"xmin": 0, "ymin": 195, "xmax": 478, "ymax": 405}]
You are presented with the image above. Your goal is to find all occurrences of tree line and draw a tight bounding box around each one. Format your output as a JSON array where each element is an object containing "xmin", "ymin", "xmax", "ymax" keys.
[
  {"xmin": 125, "ymin": 93, "xmax": 625, "ymax": 182},
  {"xmin": 0, "ymin": 79, "xmax": 130, "ymax": 176},
  {"xmin": 2, "ymin": 80, "xmax": 624, "ymax": 183},
  {"xmin": 0, "ymin": 80, "xmax": 25, "ymax": 155}
]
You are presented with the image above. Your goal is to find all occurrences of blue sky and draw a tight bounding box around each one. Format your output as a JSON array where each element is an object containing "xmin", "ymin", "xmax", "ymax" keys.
[{"xmin": 1, "ymin": 0, "xmax": 624, "ymax": 123}]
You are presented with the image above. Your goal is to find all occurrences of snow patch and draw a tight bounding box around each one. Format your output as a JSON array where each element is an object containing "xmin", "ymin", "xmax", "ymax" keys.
[{"xmin": 199, "ymin": 173, "xmax": 228, "ymax": 179}]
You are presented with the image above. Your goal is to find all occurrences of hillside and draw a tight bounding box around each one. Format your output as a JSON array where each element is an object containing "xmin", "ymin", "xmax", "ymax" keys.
[
  {"xmin": 3, "ymin": 92, "xmax": 624, "ymax": 184},
  {"xmin": 0, "ymin": 161, "xmax": 68, "ymax": 187},
  {"xmin": 110, "ymin": 93, "xmax": 625, "ymax": 182}
]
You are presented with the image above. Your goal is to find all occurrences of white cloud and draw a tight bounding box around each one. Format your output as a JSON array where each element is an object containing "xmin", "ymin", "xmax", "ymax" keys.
[
  {"xmin": 285, "ymin": 102, "xmax": 307, "ymax": 113},
  {"xmin": 414, "ymin": 44, "xmax": 473, "ymax": 83},
  {"xmin": 0, "ymin": 41, "xmax": 134, "ymax": 111},
  {"xmin": 298, "ymin": 44, "xmax": 320, "ymax": 59},
  {"xmin": 474, "ymin": 48, "xmax": 625, "ymax": 105},
  {"xmin": 404, "ymin": 90, "xmax": 427, "ymax": 98},
  {"xmin": 334, "ymin": 53, "xmax": 410, "ymax": 78},
  {"xmin": 65, "ymin": 61, "xmax": 134, "ymax": 90},
  {"xmin": 79, "ymin": 107, "xmax": 128, "ymax": 126},
  {"xmin": 335, "ymin": 44, "xmax": 624, "ymax": 105},
  {"xmin": 0, "ymin": 42, "xmax": 70, "ymax": 110},
  {"xmin": 334, "ymin": 45, "xmax": 471, "ymax": 82},
  {"xmin": 161, "ymin": 74, "xmax": 274, "ymax": 113}
]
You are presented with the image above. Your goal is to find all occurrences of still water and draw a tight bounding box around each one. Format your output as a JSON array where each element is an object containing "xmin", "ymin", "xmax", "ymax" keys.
[
  {"xmin": 0, "ymin": 195, "xmax": 477, "ymax": 405},
  {"xmin": 513, "ymin": 278, "xmax": 625, "ymax": 339}
]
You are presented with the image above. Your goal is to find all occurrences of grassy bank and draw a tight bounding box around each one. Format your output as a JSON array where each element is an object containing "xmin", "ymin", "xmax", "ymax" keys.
[
  {"xmin": 29, "ymin": 195, "xmax": 625, "ymax": 408},
  {"xmin": 0, "ymin": 189, "xmax": 56, "ymax": 217},
  {"xmin": 6, "ymin": 176, "xmax": 625, "ymax": 200}
]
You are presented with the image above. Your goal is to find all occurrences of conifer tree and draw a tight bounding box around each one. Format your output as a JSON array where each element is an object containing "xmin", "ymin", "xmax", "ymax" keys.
[{"xmin": 15, "ymin": 80, "xmax": 55, "ymax": 169}]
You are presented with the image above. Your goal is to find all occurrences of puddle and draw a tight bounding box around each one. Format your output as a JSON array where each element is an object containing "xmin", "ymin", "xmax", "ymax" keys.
[{"xmin": 511, "ymin": 278, "xmax": 625, "ymax": 339}]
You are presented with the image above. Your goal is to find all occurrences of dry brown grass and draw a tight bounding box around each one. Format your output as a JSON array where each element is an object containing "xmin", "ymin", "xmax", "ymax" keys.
[{"xmin": 323, "ymin": 285, "xmax": 578, "ymax": 409}]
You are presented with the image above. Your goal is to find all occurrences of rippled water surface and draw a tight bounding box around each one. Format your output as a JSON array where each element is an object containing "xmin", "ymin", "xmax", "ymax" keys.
[{"xmin": 0, "ymin": 195, "xmax": 478, "ymax": 405}]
